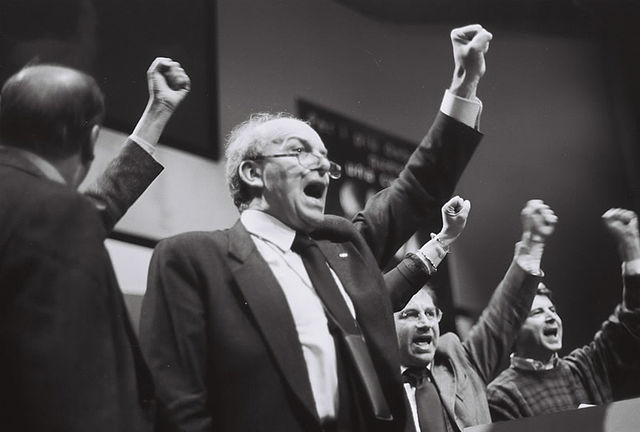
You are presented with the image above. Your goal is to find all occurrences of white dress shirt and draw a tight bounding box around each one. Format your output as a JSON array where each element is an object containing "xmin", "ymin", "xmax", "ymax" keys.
[
  {"xmin": 240, "ymin": 92, "xmax": 481, "ymax": 421},
  {"xmin": 440, "ymin": 89, "xmax": 483, "ymax": 129},
  {"xmin": 241, "ymin": 209, "xmax": 356, "ymax": 421},
  {"xmin": 624, "ymin": 259, "xmax": 640, "ymax": 276}
]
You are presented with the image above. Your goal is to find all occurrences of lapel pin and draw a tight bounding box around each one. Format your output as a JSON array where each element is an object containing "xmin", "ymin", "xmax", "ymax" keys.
[{"xmin": 339, "ymin": 252, "xmax": 348, "ymax": 258}]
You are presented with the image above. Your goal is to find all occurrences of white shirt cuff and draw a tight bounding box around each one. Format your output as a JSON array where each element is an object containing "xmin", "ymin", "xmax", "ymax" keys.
[
  {"xmin": 440, "ymin": 89, "xmax": 483, "ymax": 129},
  {"xmin": 416, "ymin": 239, "xmax": 448, "ymax": 270},
  {"xmin": 129, "ymin": 134, "xmax": 156, "ymax": 155},
  {"xmin": 623, "ymin": 259, "xmax": 640, "ymax": 276}
]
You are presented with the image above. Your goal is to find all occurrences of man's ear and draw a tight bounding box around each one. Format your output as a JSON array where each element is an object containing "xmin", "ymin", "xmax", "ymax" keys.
[
  {"xmin": 238, "ymin": 160, "xmax": 264, "ymax": 189},
  {"xmin": 81, "ymin": 124, "xmax": 100, "ymax": 163}
]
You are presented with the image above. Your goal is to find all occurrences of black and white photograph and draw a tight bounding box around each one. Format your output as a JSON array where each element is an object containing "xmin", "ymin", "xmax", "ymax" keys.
[{"xmin": 1, "ymin": 0, "xmax": 639, "ymax": 431}]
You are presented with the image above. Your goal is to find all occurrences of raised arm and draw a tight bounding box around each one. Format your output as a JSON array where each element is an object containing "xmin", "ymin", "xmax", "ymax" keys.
[
  {"xmin": 384, "ymin": 196, "xmax": 471, "ymax": 310},
  {"xmin": 572, "ymin": 208, "xmax": 640, "ymax": 397},
  {"xmin": 602, "ymin": 208, "xmax": 640, "ymax": 309},
  {"xmin": 352, "ymin": 25, "xmax": 491, "ymax": 268},
  {"xmin": 464, "ymin": 200, "xmax": 557, "ymax": 383},
  {"xmin": 83, "ymin": 57, "xmax": 191, "ymax": 231}
]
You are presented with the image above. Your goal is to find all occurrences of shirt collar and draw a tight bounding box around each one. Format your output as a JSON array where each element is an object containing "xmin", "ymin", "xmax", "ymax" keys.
[
  {"xmin": 510, "ymin": 352, "xmax": 559, "ymax": 371},
  {"xmin": 0, "ymin": 144, "xmax": 66, "ymax": 184},
  {"xmin": 400, "ymin": 363, "xmax": 432, "ymax": 374},
  {"xmin": 240, "ymin": 209, "xmax": 297, "ymax": 252}
]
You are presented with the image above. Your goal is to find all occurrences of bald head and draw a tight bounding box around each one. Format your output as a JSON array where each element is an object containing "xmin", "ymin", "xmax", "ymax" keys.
[{"xmin": 0, "ymin": 64, "xmax": 104, "ymax": 160}]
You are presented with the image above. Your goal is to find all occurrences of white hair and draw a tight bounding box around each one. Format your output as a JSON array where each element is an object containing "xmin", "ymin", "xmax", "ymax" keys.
[{"xmin": 224, "ymin": 112, "xmax": 300, "ymax": 210}]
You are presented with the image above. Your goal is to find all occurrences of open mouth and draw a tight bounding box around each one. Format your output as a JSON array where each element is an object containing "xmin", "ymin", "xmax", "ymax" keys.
[
  {"xmin": 304, "ymin": 181, "xmax": 326, "ymax": 200},
  {"xmin": 413, "ymin": 334, "xmax": 433, "ymax": 345},
  {"xmin": 543, "ymin": 327, "xmax": 558, "ymax": 337}
]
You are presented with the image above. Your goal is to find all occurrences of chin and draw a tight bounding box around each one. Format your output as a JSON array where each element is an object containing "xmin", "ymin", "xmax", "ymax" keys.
[
  {"xmin": 409, "ymin": 355, "xmax": 433, "ymax": 368},
  {"xmin": 298, "ymin": 209, "xmax": 326, "ymax": 230},
  {"xmin": 542, "ymin": 342, "xmax": 561, "ymax": 354}
]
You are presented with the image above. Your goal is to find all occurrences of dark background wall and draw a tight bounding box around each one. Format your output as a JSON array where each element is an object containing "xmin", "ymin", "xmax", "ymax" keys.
[
  {"xmin": 217, "ymin": 0, "xmax": 640, "ymax": 363},
  {"xmin": 1, "ymin": 0, "xmax": 638, "ymax": 388}
]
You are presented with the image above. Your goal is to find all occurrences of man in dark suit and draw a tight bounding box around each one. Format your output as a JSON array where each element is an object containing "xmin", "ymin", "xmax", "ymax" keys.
[
  {"xmin": 140, "ymin": 24, "xmax": 491, "ymax": 432},
  {"xmin": 0, "ymin": 57, "xmax": 190, "ymax": 431},
  {"xmin": 391, "ymin": 200, "xmax": 557, "ymax": 431}
]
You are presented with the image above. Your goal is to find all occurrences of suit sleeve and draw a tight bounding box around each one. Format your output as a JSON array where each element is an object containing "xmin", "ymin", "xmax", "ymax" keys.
[
  {"xmin": 463, "ymin": 260, "xmax": 541, "ymax": 383},
  {"xmin": 1, "ymin": 197, "xmax": 133, "ymax": 431},
  {"xmin": 383, "ymin": 253, "xmax": 434, "ymax": 311},
  {"xmin": 83, "ymin": 140, "xmax": 163, "ymax": 232},
  {"xmin": 140, "ymin": 238, "xmax": 213, "ymax": 432},
  {"xmin": 352, "ymin": 113, "xmax": 481, "ymax": 268}
]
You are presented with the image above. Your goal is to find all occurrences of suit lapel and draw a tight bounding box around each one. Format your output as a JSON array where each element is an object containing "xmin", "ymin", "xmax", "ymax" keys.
[
  {"xmin": 226, "ymin": 221, "xmax": 319, "ymax": 423},
  {"xmin": 432, "ymin": 359, "xmax": 461, "ymax": 431},
  {"xmin": 316, "ymin": 242, "xmax": 370, "ymax": 314},
  {"xmin": 316, "ymin": 241, "xmax": 392, "ymax": 347}
]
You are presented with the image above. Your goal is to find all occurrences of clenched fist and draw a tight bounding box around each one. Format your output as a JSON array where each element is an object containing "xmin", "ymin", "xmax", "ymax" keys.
[
  {"xmin": 449, "ymin": 24, "xmax": 492, "ymax": 99},
  {"xmin": 602, "ymin": 208, "xmax": 640, "ymax": 262},
  {"xmin": 521, "ymin": 199, "xmax": 558, "ymax": 242},
  {"xmin": 147, "ymin": 57, "xmax": 191, "ymax": 112},
  {"xmin": 438, "ymin": 195, "xmax": 471, "ymax": 246}
]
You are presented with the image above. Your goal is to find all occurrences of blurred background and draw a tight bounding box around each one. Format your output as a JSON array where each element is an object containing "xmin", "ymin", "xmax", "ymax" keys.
[{"xmin": 2, "ymin": 0, "xmax": 639, "ymax": 398}]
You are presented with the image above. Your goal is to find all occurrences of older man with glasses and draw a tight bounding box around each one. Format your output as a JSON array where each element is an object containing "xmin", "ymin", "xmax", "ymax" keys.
[{"xmin": 140, "ymin": 24, "xmax": 491, "ymax": 432}]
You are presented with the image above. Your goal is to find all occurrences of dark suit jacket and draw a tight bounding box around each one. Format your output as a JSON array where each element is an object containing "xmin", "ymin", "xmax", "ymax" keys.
[
  {"xmin": 139, "ymin": 113, "xmax": 482, "ymax": 432},
  {"xmin": 0, "ymin": 141, "xmax": 163, "ymax": 431}
]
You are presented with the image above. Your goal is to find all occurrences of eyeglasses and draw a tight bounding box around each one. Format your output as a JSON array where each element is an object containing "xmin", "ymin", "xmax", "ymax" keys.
[
  {"xmin": 398, "ymin": 307, "xmax": 443, "ymax": 324},
  {"xmin": 252, "ymin": 148, "xmax": 342, "ymax": 180}
]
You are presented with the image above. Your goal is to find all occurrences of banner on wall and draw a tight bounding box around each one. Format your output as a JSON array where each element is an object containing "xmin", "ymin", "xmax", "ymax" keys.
[{"xmin": 296, "ymin": 99, "xmax": 416, "ymax": 219}]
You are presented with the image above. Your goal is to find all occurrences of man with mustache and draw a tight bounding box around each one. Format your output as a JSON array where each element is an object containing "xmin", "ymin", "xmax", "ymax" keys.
[
  {"xmin": 392, "ymin": 200, "xmax": 557, "ymax": 431},
  {"xmin": 140, "ymin": 24, "xmax": 491, "ymax": 432},
  {"xmin": 487, "ymin": 208, "xmax": 640, "ymax": 421}
]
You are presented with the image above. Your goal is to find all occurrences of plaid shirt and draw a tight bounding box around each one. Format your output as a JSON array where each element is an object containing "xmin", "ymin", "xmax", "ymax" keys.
[{"xmin": 487, "ymin": 274, "xmax": 640, "ymax": 421}]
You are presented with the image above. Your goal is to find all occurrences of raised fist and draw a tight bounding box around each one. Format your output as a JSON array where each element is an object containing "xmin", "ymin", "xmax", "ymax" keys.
[
  {"xmin": 450, "ymin": 24, "xmax": 492, "ymax": 98},
  {"xmin": 439, "ymin": 195, "xmax": 471, "ymax": 245},
  {"xmin": 602, "ymin": 208, "xmax": 640, "ymax": 261},
  {"xmin": 147, "ymin": 57, "xmax": 191, "ymax": 111},
  {"xmin": 521, "ymin": 199, "xmax": 558, "ymax": 242}
]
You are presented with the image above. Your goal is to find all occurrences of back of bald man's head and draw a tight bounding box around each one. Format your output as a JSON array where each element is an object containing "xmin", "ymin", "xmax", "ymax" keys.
[{"xmin": 0, "ymin": 64, "xmax": 105, "ymax": 160}]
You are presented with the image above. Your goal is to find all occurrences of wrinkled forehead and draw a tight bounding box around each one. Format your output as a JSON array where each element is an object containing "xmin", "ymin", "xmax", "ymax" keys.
[
  {"xmin": 531, "ymin": 294, "xmax": 554, "ymax": 310},
  {"xmin": 258, "ymin": 118, "xmax": 325, "ymax": 150},
  {"xmin": 401, "ymin": 289, "xmax": 435, "ymax": 313}
]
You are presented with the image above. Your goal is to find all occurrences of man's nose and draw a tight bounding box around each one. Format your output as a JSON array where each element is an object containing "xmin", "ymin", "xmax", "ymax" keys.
[
  {"xmin": 316, "ymin": 155, "xmax": 331, "ymax": 172},
  {"xmin": 544, "ymin": 309, "xmax": 558, "ymax": 322},
  {"xmin": 415, "ymin": 314, "xmax": 433, "ymax": 329}
]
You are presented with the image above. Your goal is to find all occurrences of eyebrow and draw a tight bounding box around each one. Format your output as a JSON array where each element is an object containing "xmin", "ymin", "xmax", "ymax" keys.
[{"xmin": 281, "ymin": 136, "xmax": 327, "ymax": 156}]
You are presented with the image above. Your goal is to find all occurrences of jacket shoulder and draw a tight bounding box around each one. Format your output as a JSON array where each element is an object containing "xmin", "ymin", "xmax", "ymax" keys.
[
  {"xmin": 0, "ymin": 169, "xmax": 103, "ymax": 240},
  {"xmin": 437, "ymin": 332, "xmax": 464, "ymax": 351},
  {"xmin": 155, "ymin": 229, "xmax": 231, "ymax": 255}
]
